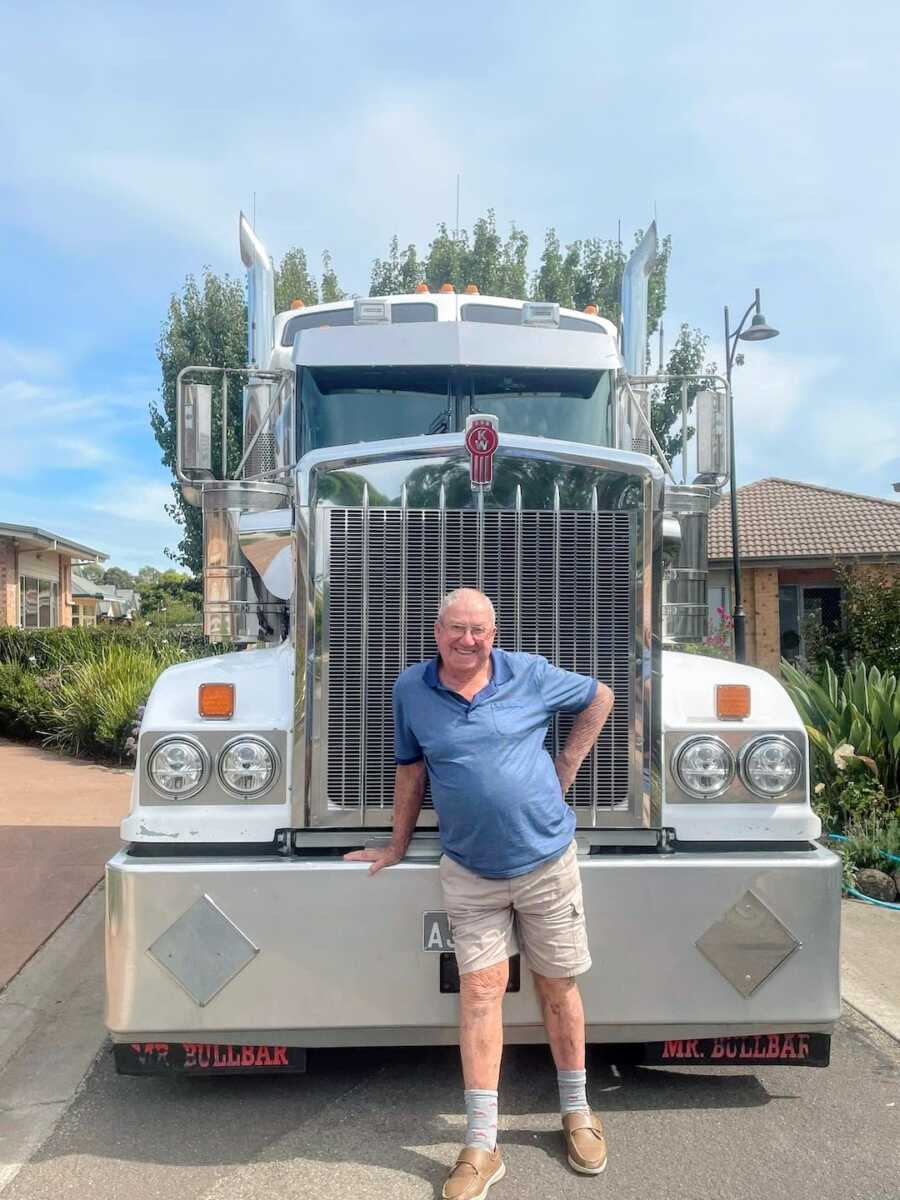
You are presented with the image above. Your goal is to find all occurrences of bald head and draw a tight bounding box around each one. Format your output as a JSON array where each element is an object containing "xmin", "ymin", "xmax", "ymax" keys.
[{"xmin": 436, "ymin": 588, "xmax": 496, "ymax": 625}]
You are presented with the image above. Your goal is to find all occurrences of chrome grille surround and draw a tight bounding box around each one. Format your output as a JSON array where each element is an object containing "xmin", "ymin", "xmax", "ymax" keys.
[{"xmin": 293, "ymin": 433, "xmax": 663, "ymax": 830}]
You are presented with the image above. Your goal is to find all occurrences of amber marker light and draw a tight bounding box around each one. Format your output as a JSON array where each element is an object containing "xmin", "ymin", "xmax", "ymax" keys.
[
  {"xmin": 439, "ymin": 282, "xmax": 455, "ymax": 293},
  {"xmin": 415, "ymin": 282, "xmax": 430, "ymax": 293},
  {"xmin": 290, "ymin": 298, "xmax": 305, "ymax": 309},
  {"xmin": 199, "ymin": 683, "xmax": 235, "ymax": 719},
  {"xmin": 583, "ymin": 304, "xmax": 599, "ymax": 315},
  {"xmin": 464, "ymin": 284, "xmax": 480, "ymax": 294},
  {"xmin": 716, "ymin": 684, "xmax": 751, "ymax": 720}
]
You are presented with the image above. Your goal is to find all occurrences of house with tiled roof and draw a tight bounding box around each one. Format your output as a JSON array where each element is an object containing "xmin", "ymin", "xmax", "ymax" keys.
[{"xmin": 707, "ymin": 478, "xmax": 900, "ymax": 672}]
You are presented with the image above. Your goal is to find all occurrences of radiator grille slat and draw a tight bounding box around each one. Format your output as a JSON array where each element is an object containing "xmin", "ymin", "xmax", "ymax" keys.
[{"xmin": 326, "ymin": 506, "xmax": 634, "ymax": 820}]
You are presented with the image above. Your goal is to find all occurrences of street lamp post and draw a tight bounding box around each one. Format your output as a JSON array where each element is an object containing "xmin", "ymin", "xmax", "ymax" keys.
[{"xmin": 724, "ymin": 288, "xmax": 779, "ymax": 663}]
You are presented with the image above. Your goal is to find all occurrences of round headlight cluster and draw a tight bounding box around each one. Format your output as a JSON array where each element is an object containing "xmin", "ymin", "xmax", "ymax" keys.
[
  {"xmin": 673, "ymin": 736, "xmax": 734, "ymax": 798},
  {"xmin": 146, "ymin": 735, "xmax": 279, "ymax": 800},
  {"xmin": 672, "ymin": 734, "xmax": 803, "ymax": 800},
  {"xmin": 218, "ymin": 737, "xmax": 279, "ymax": 797},
  {"xmin": 147, "ymin": 738, "xmax": 209, "ymax": 799},
  {"xmin": 739, "ymin": 736, "xmax": 802, "ymax": 798}
]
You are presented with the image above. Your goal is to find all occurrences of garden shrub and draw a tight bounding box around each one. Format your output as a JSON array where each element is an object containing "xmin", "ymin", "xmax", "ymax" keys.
[
  {"xmin": 782, "ymin": 658, "xmax": 900, "ymax": 800},
  {"xmin": 0, "ymin": 625, "xmax": 227, "ymax": 761}
]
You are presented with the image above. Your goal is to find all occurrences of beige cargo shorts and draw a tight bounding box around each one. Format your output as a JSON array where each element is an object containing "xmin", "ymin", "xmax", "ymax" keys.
[{"xmin": 439, "ymin": 841, "xmax": 592, "ymax": 978}]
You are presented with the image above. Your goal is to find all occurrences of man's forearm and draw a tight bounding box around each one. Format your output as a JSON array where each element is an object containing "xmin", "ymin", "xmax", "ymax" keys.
[
  {"xmin": 391, "ymin": 761, "xmax": 427, "ymax": 854},
  {"xmin": 556, "ymin": 684, "xmax": 614, "ymax": 790}
]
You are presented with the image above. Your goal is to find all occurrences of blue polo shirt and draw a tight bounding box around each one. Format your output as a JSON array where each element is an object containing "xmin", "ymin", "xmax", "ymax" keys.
[{"xmin": 393, "ymin": 649, "xmax": 598, "ymax": 879}]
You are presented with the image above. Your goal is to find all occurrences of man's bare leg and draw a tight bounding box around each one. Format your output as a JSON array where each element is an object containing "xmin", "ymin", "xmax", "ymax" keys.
[
  {"xmin": 459, "ymin": 959, "xmax": 509, "ymax": 1087},
  {"xmin": 533, "ymin": 973, "xmax": 586, "ymax": 1070}
]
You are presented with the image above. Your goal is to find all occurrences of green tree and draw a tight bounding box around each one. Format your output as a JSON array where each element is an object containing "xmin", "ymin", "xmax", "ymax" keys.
[
  {"xmin": 78, "ymin": 563, "xmax": 105, "ymax": 584},
  {"xmin": 153, "ymin": 268, "xmax": 248, "ymax": 571},
  {"xmin": 274, "ymin": 247, "xmax": 318, "ymax": 311},
  {"xmin": 651, "ymin": 324, "xmax": 717, "ymax": 463},
  {"xmin": 138, "ymin": 569, "xmax": 201, "ymax": 621},
  {"xmin": 102, "ymin": 567, "xmax": 136, "ymax": 590},
  {"xmin": 320, "ymin": 250, "xmax": 346, "ymax": 303},
  {"xmin": 135, "ymin": 566, "xmax": 161, "ymax": 587}
]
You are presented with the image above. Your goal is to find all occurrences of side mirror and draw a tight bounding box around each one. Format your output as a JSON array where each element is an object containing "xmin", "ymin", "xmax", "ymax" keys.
[
  {"xmin": 694, "ymin": 388, "xmax": 729, "ymax": 481},
  {"xmin": 181, "ymin": 382, "xmax": 214, "ymax": 478}
]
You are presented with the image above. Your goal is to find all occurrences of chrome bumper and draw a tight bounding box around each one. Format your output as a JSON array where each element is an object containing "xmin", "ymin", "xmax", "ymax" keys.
[{"xmin": 106, "ymin": 844, "xmax": 841, "ymax": 1045}]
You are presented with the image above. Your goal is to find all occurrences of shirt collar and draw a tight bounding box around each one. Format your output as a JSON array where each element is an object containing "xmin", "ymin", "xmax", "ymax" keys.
[{"xmin": 424, "ymin": 649, "xmax": 513, "ymax": 690}]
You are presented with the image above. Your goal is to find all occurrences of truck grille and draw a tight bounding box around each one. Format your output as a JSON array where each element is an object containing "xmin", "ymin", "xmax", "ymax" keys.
[{"xmin": 325, "ymin": 505, "xmax": 634, "ymax": 823}]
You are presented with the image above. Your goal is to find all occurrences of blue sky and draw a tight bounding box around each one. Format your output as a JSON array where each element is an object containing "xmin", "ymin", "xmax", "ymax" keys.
[{"xmin": 2, "ymin": 0, "xmax": 898, "ymax": 571}]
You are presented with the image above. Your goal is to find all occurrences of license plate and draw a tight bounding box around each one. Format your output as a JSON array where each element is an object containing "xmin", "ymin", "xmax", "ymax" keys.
[
  {"xmin": 114, "ymin": 1042, "xmax": 308, "ymax": 1076},
  {"xmin": 642, "ymin": 1032, "xmax": 830, "ymax": 1067},
  {"xmin": 423, "ymin": 911, "xmax": 455, "ymax": 952}
]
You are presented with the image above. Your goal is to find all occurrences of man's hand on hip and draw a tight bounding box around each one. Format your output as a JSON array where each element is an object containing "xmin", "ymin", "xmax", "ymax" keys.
[{"xmin": 343, "ymin": 845, "xmax": 404, "ymax": 875}]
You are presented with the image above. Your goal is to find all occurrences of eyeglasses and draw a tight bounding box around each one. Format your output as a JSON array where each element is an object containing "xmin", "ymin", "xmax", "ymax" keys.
[{"xmin": 442, "ymin": 622, "xmax": 493, "ymax": 640}]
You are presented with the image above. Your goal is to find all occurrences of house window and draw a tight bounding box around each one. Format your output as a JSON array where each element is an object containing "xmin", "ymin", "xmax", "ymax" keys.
[
  {"xmin": 71, "ymin": 603, "xmax": 95, "ymax": 628},
  {"xmin": 778, "ymin": 584, "xmax": 842, "ymax": 659},
  {"xmin": 19, "ymin": 576, "xmax": 59, "ymax": 628}
]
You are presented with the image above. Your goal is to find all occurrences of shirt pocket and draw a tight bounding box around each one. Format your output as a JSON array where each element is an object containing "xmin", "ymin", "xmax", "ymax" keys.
[{"xmin": 491, "ymin": 701, "xmax": 540, "ymax": 736}]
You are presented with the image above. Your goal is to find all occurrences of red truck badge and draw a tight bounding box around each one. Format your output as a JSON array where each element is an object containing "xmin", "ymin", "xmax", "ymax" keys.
[{"xmin": 465, "ymin": 415, "xmax": 500, "ymax": 490}]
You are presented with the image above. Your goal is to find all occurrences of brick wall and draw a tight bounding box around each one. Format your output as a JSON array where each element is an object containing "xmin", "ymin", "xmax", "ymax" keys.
[
  {"xmin": 744, "ymin": 567, "xmax": 781, "ymax": 674},
  {"xmin": 0, "ymin": 538, "xmax": 17, "ymax": 626}
]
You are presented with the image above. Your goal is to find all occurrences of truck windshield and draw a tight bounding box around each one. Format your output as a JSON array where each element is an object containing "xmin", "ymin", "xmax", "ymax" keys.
[
  {"xmin": 467, "ymin": 367, "xmax": 612, "ymax": 446},
  {"xmin": 298, "ymin": 365, "xmax": 614, "ymax": 451},
  {"xmin": 299, "ymin": 367, "xmax": 451, "ymax": 451}
]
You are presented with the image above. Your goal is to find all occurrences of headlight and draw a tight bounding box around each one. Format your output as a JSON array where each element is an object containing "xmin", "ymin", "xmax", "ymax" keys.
[
  {"xmin": 739, "ymin": 736, "xmax": 802, "ymax": 798},
  {"xmin": 672, "ymin": 736, "xmax": 735, "ymax": 799},
  {"xmin": 147, "ymin": 737, "xmax": 209, "ymax": 799},
  {"xmin": 218, "ymin": 737, "xmax": 279, "ymax": 798}
]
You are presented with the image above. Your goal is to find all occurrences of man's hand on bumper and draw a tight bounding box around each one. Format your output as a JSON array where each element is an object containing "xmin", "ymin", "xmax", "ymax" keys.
[{"xmin": 343, "ymin": 845, "xmax": 404, "ymax": 874}]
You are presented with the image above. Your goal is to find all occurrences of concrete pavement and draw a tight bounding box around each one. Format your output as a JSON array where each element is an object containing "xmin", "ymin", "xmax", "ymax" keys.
[{"xmin": 0, "ymin": 738, "xmax": 130, "ymax": 988}]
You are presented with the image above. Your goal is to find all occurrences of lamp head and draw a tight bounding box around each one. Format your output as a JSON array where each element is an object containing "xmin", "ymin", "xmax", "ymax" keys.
[{"xmin": 739, "ymin": 312, "xmax": 779, "ymax": 342}]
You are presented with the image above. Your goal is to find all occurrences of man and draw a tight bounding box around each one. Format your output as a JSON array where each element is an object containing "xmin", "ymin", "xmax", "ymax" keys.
[{"xmin": 345, "ymin": 587, "xmax": 614, "ymax": 1197}]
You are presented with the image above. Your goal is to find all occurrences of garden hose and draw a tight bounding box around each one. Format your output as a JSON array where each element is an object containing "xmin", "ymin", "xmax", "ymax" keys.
[{"xmin": 825, "ymin": 833, "xmax": 900, "ymax": 911}]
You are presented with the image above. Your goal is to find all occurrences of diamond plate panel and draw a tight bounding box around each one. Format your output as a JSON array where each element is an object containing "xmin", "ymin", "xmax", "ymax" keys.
[
  {"xmin": 147, "ymin": 894, "xmax": 259, "ymax": 1007},
  {"xmin": 695, "ymin": 890, "xmax": 800, "ymax": 997}
]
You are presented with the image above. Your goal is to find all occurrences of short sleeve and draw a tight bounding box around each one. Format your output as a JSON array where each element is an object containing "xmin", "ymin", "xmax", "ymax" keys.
[
  {"xmin": 536, "ymin": 656, "xmax": 598, "ymax": 714},
  {"xmin": 393, "ymin": 677, "xmax": 424, "ymax": 764}
]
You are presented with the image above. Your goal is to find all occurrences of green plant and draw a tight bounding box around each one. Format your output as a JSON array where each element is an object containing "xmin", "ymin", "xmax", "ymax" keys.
[
  {"xmin": 781, "ymin": 658, "xmax": 900, "ymax": 799},
  {"xmin": 675, "ymin": 641, "xmax": 732, "ymax": 660},
  {"xmin": 0, "ymin": 662, "xmax": 53, "ymax": 739},
  {"xmin": 41, "ymin": 642, "xmax": 187, "ymax": 759}
]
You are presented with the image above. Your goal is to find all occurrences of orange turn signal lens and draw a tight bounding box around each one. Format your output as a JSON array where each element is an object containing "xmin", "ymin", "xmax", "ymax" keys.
[
  {"xmin": 464, "ymin": 283, "xmax": 479, "ymax": 294},
  {"xmin": 716, "ymin": 684, "xmax": 750, "ymax": 720},
  {"xmin": 414, "ymin": 282, "xmax": 430, "ymax": 293},
  {"xmin": 290, "ymin": 298, "xmax": 305, "ymax": 309},
  {"xmin": 583, "ymin": 304, "xmax": 599, "ymax": 315},
  {"xmin": 199, "ymin": 683, "xmax": 235, "ymax": 719},
  {"xmin": 439, "ymin": 282, "xmax": 455, "ymax": 293}
]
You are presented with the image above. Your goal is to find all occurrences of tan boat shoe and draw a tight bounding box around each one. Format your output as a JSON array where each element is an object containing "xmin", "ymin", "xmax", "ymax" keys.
[
  {"xmin": 441, "ymin": 1146, "xmax": 506, "ymax": 1200},
  {"xmin": 562, "ymin": 1111, "xmax": 608, "ymax": 1174}
]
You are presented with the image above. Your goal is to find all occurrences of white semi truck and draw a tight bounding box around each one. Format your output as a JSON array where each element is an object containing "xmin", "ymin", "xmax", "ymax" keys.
[{"xmin": 106, "ymin": 217, "xmax": 840, "ymax": 1075}]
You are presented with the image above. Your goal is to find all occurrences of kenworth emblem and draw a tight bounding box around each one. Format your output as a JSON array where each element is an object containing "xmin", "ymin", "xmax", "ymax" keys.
[{"xmin": 465, "ymin": 414, "xmax": 500, "ymax": 491}]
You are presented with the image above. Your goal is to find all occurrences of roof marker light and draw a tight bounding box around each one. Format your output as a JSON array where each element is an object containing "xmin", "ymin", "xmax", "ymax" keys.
[
  {"xmin": 199, "ymin": 683, "xmax": 235, "ymax": 719},
  {"xmin": 583, "ymin": 304, "xmax": 599, "ymax": 315},
  {"xmin": 464, "ymin": 284, "xmax": 480, "ymax": 294},
  {"xmin": 415, "ymin": 282, "xmax": 430, "ymax": 293},
  {"xmin": 716, "ymin": 684, "xmax": 751, "ymax": 720},
  {"xmin": 290, "ymin": 299, "xmax": 305, "ymax": 310},
  {"xmin": 439, "ymin": 282, "xmax": 455, "ymax": 293}
]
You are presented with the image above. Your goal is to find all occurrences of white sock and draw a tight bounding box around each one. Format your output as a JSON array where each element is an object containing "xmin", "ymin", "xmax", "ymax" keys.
[
  {"xmin": 464, "ymin": 1088, "xmax": 498, "ymax": 1150},
  {"xmin": 558, "ymin": 1067, "xmax": 589, "ymax": 1115}
]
